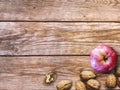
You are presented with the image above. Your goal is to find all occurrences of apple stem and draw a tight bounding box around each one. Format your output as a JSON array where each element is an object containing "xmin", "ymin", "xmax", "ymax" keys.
[{"xmin": 103, "ymin": 56, "xmax": 108, "ymax": 62}]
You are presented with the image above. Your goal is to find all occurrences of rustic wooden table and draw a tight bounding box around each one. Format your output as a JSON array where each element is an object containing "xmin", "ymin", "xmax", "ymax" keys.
[{"xmin": 0, "ymin": 0, "xmax": 120, "ymax": 90}]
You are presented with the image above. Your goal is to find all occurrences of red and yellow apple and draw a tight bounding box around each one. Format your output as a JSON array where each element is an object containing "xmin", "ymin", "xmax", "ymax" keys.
[{"xmin": 90, "ymin": 45, "xmax": 118, "ymax": 73}]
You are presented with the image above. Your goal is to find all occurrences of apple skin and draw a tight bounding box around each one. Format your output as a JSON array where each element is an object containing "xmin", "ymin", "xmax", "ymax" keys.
[{"xmin": 90, "ymin": 45, "xmax": 118, "ymax": 73}]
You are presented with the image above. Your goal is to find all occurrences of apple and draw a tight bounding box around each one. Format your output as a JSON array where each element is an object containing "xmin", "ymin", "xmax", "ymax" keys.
[{"xmin": 90, "ymin": 45, "xmax": 118, "ymax": 73}]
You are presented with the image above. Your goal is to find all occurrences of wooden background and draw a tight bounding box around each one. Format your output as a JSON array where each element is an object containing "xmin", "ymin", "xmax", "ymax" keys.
[{"xmin": 0, "ymin": 0, "xmax": 120, "ymax": 90}]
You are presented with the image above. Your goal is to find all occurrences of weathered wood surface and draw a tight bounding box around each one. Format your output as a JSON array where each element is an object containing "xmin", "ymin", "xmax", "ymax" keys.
[
  {"xmin": 0, "ymin": 56, "xmax": 120, "ymax": 90},
  {"xmin": 0, "ymin": 0, "xmax": 120, "ymax": 21},
  {"xmin": 1, "ymin": 1, "xmax": 120, "ymax": 90},
  {"xmin": 0, "ymin": 22, "xmax": 120, "ymax": 55}
]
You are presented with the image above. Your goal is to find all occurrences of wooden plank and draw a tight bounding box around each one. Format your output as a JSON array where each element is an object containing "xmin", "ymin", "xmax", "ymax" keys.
[
  {"xmin": 0, "ymin": 56, "xmax": 120, "ymax": 90},
  {"xmin": 0, "ymin": 0, "xmax": 120, "ymax": 21},
  {"xmin": 0, "ymin": 22, "xmax": 120, "ymax": 55}
]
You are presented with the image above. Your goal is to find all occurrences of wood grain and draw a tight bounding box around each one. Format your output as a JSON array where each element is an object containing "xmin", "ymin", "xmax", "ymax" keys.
[
  {"xmin": 0, "ymin": 22, "xmax": 120, "ymax": 55},
  {"xmin": 0, "ymin": 0, "xmax": 120, "ymax": 21},
  {"xmin": 0, "ymin": 56, "xmax": 120, "ymax": 90}
]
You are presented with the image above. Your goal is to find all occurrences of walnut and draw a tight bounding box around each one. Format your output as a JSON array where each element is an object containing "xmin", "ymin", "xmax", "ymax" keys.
[
  {"xmin": 80, "ymin": 70, "xmax": 96, "ymax": 81},
  {"xmin": 87, "ymin": 79, "xmax": 100, "ymax": 90},
  {"xmin": 75, "ymin": 80, "xmax": 86, "ymax": 90},
  {"xmin": 56, "ymin": 80, "xmax": 72, "ymax": 90},
  {"xmin": 106, "ymin": 74, "xmax": 116, "ymax": 88}
]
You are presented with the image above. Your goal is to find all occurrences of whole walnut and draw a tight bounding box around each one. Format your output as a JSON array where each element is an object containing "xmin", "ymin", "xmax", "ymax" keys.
[
  {"xmin": 56, "ymin": 80, "xmax": 72, "ymax": 90},
  {"xmin": 80, "ymin": 70, "xmax": 96, "ymax": 81},
  {"xmin": 87, "ymin": 79, "xmax": 100, "ymax": 90},
  {"xmin": 106, "ymin": 74, "xmax": 116, "ymax": 88},
  {"xmin": 75, "ymin": 80, "xmax": 86, "ymax": 90}
]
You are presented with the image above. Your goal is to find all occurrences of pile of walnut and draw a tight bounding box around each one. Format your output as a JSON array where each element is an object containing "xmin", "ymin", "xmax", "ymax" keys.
[
  {"xmin": 75, "ymin": 70, "xmax": 100, "ymax": 90},
  {"xmin": 44, "ymin": 67, "xmax": 120, "ymax": 90}
]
